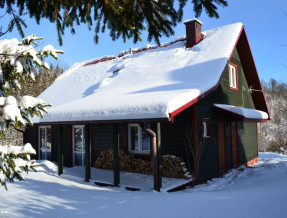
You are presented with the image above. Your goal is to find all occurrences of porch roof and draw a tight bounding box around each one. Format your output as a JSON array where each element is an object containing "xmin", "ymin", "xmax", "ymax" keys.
[{"xmin": 213, "ymin": 104, "xmax": 269, "ymax": 121}]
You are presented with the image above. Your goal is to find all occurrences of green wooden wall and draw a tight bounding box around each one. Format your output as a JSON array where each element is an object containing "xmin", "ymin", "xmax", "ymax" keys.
[
  {"xmin": 157, "ymin": 47, "xmax": 259, "ymax": 182},
  {"xmin": 91, "ymin": 124, "xmax": 124, "ymax": 165},
  {"xmin": 25, "ymin": 125, "xmax": 37, "ymax": 159},
  {"xmin": 193, "ymin": 47, "xmax": 258, "ymax": 182},
  {"xmin": 237, "ymin": 122, "xmax": 258, "ymax": 165},
  {"xmin": 160, "ymin": 107, "xmax": 193, "ymax": 168}
]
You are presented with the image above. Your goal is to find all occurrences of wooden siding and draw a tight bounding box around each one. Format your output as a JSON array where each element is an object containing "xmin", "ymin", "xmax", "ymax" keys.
[
  {"xmin": 91, "ymin": 124, "xmax": 124, "ymax": 166},
  {"xmin": 160, "ymin": 106, "xmax": 193, "ymax": 169},
  {"xmin": 25, "ymin": 125, "xmax": 37, "ymax": 159},
  {"xmin": 192, "ymin": 47, "xmax": 258, "ymax": 182},
  {"xmin": 237, "ymin": 122, "xmax": 258, "ymax": 165}
]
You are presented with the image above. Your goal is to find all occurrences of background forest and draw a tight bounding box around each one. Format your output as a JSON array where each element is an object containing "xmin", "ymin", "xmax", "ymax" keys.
[{"xmin": 259, "ymin": 79, "xmax": 287, "ymax": 154}]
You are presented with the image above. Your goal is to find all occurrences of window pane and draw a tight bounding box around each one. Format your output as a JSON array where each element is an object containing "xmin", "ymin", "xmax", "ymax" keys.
[
  {"xmin": 130, "ymin": 126, "xmax": 139, "ymax": 151},
  {"xmin": 142, "ymin": 130, "xmax": 150, "ymax": 151},
  {"xmin": 46, "ymin": 151, "xmax": 51, "ymax": 160},
  {"xmin": 40, "ymin": 128, "xmax": 46, "ymax": 149},
  {"xmin": 232, "ymin": 70, "xmax": 236, "ymax": 88},
  {"xmin": 47, "ymin": 127, "xmax": 52, "ymax": 150},
  {"xmin": 74, "ymin": 127, "xmax": 84, "ymax": 151},
  {"xmin": 203, "ymin": 121, "xmax": 207, "ymax": 137},
  {"xmin": 75, "ymin": 153, "xmax": 83, "ymax": 166}
]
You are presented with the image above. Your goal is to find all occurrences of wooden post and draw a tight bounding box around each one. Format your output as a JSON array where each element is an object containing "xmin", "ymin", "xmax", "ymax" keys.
[
  {"xmin": 113, "ymin": 124, "xmax": 120, "ymax": 186},
  {"xmin": 58, "ymin": 126, "xmax": 63, "ymax": 175},
  {"xmin": 157, "ymin": 122, "xmax": 162, "ymax": 189},
  {"xmin": 85, "ymin": 124, "xmax": 91, "ymax": 182},
  {"xmin": 191, "ymin": 105, "xmax": 198, "ymax": 183}
]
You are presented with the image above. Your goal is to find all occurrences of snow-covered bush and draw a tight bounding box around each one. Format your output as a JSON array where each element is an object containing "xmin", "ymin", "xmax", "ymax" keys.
[{"xmin": 0, "ymin": 35, "xmax": 63, "ymax": 189}]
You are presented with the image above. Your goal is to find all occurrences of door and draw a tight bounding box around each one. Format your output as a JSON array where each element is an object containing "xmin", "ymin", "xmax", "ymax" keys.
[
  {"xmin": 39, "ymin": 126, "xmax": 52, "ymax": 160},
  {"xmin": 73, "ymin": 125, "xmax": 85, "ymax": 166},
  {"xmin": 218, "ymin": 121, "xmax": 226, "ymax": 176},
  {"xmin": 231, "ymin": 121, "xmax": 239, "ymax": 168}
]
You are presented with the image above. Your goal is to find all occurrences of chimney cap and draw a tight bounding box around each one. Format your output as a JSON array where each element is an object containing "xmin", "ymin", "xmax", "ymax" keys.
[{"xmin": 184, "ymin": 18, "xmax": 203, "ymax": 25}]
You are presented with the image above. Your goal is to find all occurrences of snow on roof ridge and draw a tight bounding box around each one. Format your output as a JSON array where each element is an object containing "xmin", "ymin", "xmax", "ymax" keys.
[
  {"xmin": 83, "ymin": 22, "xmax": 243, "ymax": 67},
  {"xmin": 84, "ymin": 37, "xmax": 186, "ymax": 67}
]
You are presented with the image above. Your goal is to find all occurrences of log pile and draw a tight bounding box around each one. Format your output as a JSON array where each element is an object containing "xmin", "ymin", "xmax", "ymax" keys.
[{"xmin": 94, "ymin": 148, "xmax": 191, "ymax": 179}]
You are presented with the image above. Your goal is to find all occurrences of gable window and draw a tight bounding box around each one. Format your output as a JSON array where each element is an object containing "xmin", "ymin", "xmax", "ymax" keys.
[
  {"xmin": 39, "ymin": 126, "xmax": 52, "ymax": 160},
  {"xmin": 228, "ymin": 62, "xmax": 238, "ymax": 90},
  {"xmin": 73, "ymin": 125, "xmax": 85, "ymax": 166},
  {"xmin": 202, "ymin": 118, "xmax": 211, "ymax": 140},
  {"xmin": 128, "ymin": 124, "xmax": 150, "ymax": 154}
]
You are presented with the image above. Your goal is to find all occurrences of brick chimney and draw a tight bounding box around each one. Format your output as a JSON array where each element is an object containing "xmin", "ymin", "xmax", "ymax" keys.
[{"xmin": 184, "ymin": 18, "xmax": 203, "ymax": 48}]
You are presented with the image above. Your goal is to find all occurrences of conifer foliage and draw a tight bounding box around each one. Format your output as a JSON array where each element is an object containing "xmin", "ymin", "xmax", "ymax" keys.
[
  {"xmin": 0, "ymin": 35, "xmax": 63, "ymax": 189},
  {"xmin": 0, "ymin": 0, "xmax": 228, "ymax": 45}
]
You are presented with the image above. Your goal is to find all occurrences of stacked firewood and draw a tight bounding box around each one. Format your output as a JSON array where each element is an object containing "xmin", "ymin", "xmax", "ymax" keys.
[
  {"xmin": 161, "ymin": 155, "xmax": 190, "ymax": 179},
  {"xmin": 94, "ymin": 148, "xmax": 191, "ymax": 179}
]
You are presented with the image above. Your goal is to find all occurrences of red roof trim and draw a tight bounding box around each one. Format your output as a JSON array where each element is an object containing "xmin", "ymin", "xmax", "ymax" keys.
[
  {"xmin": 169, "ymin": 84, "xmax": 219, "ymax": 119},
  {"xmin": 234, "ymin": 26, "xmax": 270, "ymax": 119}
]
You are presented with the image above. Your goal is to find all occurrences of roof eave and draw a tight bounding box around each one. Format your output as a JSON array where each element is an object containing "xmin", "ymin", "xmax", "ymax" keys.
[{"xmin": 35, "ymin": 117, "xmax": 172, "ymax": 126}]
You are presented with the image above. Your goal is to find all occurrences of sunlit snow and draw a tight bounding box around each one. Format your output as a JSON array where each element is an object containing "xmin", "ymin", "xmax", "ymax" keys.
[{"xmin": 0, "ymin": 152, "xmax": 286, "ymax": 217}]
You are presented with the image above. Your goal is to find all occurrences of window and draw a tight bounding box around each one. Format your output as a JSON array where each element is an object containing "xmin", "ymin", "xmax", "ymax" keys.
[
  {"xmin": 73, "ymin": 125, "xmax": 85, "ymax": 166},
  {"xmin": 39, "ymin": 126, "xmax": 51, "ymax": 160},
  {"xmin": 202, "ymin": 118, "xmax": 211, "ymax": 140},
  {"xmin": 228, "ymin": 63, "xmax": 238, "ymax": 90},
  {"xmin": 128, "ymin": 124, "xmax": 150, "ymax": 154}
]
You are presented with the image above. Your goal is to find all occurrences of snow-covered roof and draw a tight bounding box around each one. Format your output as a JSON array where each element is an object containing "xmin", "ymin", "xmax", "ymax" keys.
[
  {"xmin": 214, "ymin": 104, "xmax": 269, "ymax": 120},
  {"xmin": 36, "ymin": 22, "xmax": 245, "ymax": 123}
]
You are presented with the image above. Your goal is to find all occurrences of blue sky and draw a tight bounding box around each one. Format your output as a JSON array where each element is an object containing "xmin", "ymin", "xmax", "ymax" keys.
[{"xmin": 1, "ymin": 0, "xmax": 287, "ymax": 82}]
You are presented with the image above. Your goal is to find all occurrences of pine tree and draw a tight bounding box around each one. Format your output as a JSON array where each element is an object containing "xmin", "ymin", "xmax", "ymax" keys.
[
  {"xmin": 0, "ymin": 0, "xmax": 228, "ymax": 45},
  {"xmin": 0, "ymin": 35, "xmax": 63, "ymax": 189}
]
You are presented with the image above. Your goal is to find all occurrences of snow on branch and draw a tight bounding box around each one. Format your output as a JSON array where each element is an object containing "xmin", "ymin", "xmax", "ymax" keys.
[
  {"xmin": 0, "ymin": 35, "xmax": 62, "ymax": 189},
  {"xmin": 0, "ymin": 143, "xmax": 37, "ymax": 190}
]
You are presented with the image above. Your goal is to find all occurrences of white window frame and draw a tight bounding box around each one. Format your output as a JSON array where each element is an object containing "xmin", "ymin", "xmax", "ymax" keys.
[
  {"xmin": 38, "ymin": 126, "xmax": 51, "ymax": 160},
  {"xmin": 202, "ymin": 118, "xmax": 211, "ymax": 140},
  {"xmin": 72, "ymin": 125, "xmax": 85, "ymax": 166},
  {"xmin": 128, "ymin": 124, "xmax": 150, "ymax": 154},
  {"xmin": 228, "ymin": 63, "xmax": 238, "ymax": 90}
]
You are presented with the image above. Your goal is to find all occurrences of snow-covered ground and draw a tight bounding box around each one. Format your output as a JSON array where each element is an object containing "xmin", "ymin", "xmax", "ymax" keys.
[{"xmin": 1, "ymin": 152, "xmax": 287, "ymax": 218}]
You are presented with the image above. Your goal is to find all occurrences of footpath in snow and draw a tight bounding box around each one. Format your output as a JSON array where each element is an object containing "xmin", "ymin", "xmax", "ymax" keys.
[{"xmin": 0, "ymin": 152, "xmax": 287, "ymax": 218}]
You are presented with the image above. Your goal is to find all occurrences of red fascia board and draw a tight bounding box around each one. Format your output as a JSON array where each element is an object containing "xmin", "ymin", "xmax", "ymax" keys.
[
  {"xmin": 213, "ymin": 105, "xmax": 268, "ymax": 123},
  {"xmin": 169, "ymin": 84, "xmax": 219, "ymax": 120}
]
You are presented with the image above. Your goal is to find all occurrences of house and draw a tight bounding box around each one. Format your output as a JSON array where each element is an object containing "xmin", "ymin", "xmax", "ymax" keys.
[{"xmin": 25, "ymin": 19, "xmax": 269, "ymax": 191}]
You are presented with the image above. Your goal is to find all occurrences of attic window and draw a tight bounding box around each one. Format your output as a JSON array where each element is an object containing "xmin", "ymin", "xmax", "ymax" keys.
[
  {"xmin": 228, "ymin": 62, "xmax": 238, "ymax": 90},
  {"xmin": 128, "ymin": 124, "xmax": 150, "ymax": 154},
  {"xmin": 202, "ymin": 118, "xmax": 211, "ymax": 140}
]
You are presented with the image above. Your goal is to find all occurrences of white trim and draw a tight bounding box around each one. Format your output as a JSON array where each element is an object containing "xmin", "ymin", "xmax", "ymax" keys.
[
  {"xmin": 128, "ymin": 124, "xmax": 150, "ymax": 154},
  {"xmin": 229, "ymin": 64, "xmax": 237, "ymax": 89},
  {"xmin": 38, "ymin": 126, "xmax": 51, "ymax": 160},
  {"xmin": 72, "ymin": 125, "xmax": 85, "ymax": 166}
]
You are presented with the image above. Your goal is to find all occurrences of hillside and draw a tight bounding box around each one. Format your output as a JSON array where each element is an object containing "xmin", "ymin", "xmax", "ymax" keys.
[{"xmin": 258, "ymin": 79, "xmax": 287, "ymax": 153}]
